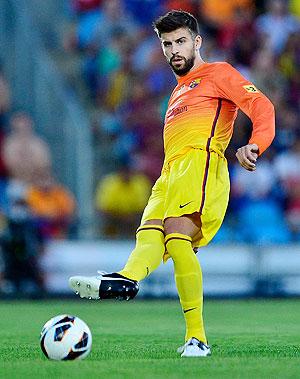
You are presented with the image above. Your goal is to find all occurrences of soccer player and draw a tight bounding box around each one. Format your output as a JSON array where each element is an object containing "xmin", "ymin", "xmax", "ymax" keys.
[{"xmin": 69, "ymin": 10, "xmax": 275, "ymax": 357}]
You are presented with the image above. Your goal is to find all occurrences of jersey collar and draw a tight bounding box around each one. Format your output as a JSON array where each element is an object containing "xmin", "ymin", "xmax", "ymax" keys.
[{"xmin": 176, "ymin": 62, "xmax": 209, "ymax": 85}]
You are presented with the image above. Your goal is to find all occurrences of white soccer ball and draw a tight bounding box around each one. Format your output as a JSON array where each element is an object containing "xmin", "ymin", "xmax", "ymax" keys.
[{"xmin": 40, "ymin": 314, "xmax": 92, "ymax": 360}]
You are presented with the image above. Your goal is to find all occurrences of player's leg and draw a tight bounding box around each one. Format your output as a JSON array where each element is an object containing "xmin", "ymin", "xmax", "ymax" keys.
[
  {"xmin": 164, "ymin": 215, "xmax": 210, "ymax": 357},
  {"xmin": 69, "ymin": 175, "xmax": 166, "ymax": 300},
  {"xmin": 165, "ymin": 150, "xmax": 230, "ymax": 356},
  {"xmin": 69, "ymin": 223, "xmax": 165, "ymax": 300},
  {"xmin": 118, "ymin": 219, "xmax": 165, "ymax": 281},
  {"xmin": 69, "ymin": 219, "xmax": 165, "ymax": 300},
  {"xmin": 161, "ymin": 149, "xmax": 224, "ymax": 357},
  {"xmin": 117, "ymin": 172, "xmax": 168, "ymax": 282}
]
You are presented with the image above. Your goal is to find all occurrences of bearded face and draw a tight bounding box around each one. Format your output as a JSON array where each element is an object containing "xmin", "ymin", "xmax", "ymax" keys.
[
  {"xmin": 161, "ymin": 27, "xmax": 201, "ymax": 77},
  {"xmin": 169, "ymin": 52, "xmax": 196, "ymax": 76}
]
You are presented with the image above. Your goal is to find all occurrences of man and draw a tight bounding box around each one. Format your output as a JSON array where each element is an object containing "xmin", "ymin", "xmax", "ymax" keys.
[
  {"xmin": 69, "ymin": 10, "xmax": 275, "ymax": 357},
  {"xmin": 95, "ymin": 156, "xmax": 151, "ymax": 238},
  {"xmin": 2, "ymin": 112, "xmax": 51, "ymax": 184}
]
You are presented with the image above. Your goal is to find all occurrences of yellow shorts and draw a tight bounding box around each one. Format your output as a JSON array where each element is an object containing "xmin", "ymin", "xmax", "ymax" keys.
[{"xmin": 141, "ymin": 148, "xmax": 230, "ymax": 247}]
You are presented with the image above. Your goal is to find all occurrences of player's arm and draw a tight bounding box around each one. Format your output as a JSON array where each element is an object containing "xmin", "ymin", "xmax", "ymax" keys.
[{"xmin": 214, "ymin": 62, "xmax": 275, "ymax": 171}]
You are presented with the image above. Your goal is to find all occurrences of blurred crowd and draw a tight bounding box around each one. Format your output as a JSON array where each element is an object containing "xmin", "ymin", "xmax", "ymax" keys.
[
  {"xmin": 0, "ymin": 67, "xmax": 76, "ymax": 295},
  {"xmin": 1, "ymin": 0, "xmax": 300, "ymax": 296},
  {"xmin": 64, "ymin": 0, "xmax": 300, "ymax": 242}
]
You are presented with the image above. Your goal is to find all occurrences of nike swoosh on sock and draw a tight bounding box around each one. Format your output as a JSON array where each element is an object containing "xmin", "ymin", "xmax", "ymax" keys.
[{"xmin": 183, "ymin": 307, "xmax": 197, "ymax": 313}]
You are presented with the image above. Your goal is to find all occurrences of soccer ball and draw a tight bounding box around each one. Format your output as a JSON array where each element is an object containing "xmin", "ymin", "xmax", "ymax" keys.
[{"xmin": 40, "ymin": 314, "xmax": 92, "ymax": 360}]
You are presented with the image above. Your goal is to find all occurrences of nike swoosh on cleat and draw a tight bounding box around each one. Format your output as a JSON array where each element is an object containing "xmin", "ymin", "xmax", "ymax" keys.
[
  {"xmin": 179, "ymin": 201, "xmax": 193, "ymax": 208},
  {"xmin": 183, "ymin": 307, "xmax": 197, "ymax": 313}
]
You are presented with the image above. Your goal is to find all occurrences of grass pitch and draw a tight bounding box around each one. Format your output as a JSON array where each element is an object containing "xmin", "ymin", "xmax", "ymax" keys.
[{"xmin": 1, "ymin": 299, "xmax": 300, "ymax": 378}]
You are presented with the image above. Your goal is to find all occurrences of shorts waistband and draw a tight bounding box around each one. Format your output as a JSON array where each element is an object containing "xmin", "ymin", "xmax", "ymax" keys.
[{"xmin": 162, "ymin": 147, "xmax": 226, "ymax": 171}]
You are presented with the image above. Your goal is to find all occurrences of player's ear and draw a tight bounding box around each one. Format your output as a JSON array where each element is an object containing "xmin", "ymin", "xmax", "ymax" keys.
[{"xmin": 195, "ymin": 35, "xmax": 202, "ymax": 51}]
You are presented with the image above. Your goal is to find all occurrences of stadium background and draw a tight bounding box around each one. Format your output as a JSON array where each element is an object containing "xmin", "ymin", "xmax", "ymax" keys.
[{"xmin": 0, "ymin": 0, "xmax": 300, "ymax": 297}]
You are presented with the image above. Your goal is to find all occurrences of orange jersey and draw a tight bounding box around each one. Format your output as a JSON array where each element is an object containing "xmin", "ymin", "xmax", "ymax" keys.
[{"xmin": 163, "ymin": 62, "xmax": 275, "ymax": 164}]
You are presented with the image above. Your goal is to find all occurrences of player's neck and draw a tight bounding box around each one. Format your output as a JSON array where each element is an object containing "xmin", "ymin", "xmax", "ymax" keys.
[{"xmin": 192, "ymin": 57, "xmax": 206, "ymax": 71}]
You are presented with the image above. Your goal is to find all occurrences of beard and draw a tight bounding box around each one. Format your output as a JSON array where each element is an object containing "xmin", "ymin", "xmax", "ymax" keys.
[{"xmin": 169, "ymin": 54, "xmax": 196, "ymax": 76}]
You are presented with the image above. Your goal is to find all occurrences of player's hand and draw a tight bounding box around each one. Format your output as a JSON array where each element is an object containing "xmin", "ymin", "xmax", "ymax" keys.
[{"xmin": 236, "ymin": 144, "xmax": 259, "ymax": 171}]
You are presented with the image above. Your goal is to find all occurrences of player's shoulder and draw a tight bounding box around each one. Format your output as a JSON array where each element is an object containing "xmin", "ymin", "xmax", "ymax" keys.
[
  {"xmin": 207, "ymin": 61, "xmax": 235, "ymax": 73},
  {"xmin": 206, "ymin": 62, "xmax": 239, "ymax": 84}
]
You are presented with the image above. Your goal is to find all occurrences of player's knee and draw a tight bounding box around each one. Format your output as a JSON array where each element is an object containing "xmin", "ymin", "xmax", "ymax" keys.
[
  {"xmin": 164, "ymin": 218, "xmax": 182, "ymax": 235},
  {"xmin": 164, "ymin": 216, "xmax": 199, "ymax": 237}
]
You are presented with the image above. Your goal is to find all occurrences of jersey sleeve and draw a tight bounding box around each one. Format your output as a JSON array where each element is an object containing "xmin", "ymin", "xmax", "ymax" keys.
[{"xmin": 214, "ymin": 62, "xmax": 275, "ymax": 155}]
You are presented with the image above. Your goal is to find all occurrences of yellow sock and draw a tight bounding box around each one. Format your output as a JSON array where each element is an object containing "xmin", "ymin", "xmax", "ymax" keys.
[
  {"xmin": 118, "ymin": 225, "xmax": 165, "ymax": 281},
  {"xmin": 165, "ymin": 233, "xmax": 207, "ymax": 343}
]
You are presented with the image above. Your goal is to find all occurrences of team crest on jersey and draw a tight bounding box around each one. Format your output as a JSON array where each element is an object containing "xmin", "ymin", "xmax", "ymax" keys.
[
  {"xmin": 189, "ymin": 78, "xmax": 201, "ymax": 88},
  {"xmin": 243, "ymin": 84, "xmax": 259, "ymax": 93}
]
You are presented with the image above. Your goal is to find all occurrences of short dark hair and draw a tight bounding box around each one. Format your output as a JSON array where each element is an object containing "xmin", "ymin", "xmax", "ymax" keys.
[{"xmin": 153, "ymin": 10, "xmax": 199, "ymax": 38}]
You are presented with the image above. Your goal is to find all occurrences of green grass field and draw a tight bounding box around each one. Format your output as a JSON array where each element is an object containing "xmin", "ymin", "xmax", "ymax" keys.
[{"xmin": 1, "ymin": 299, "xmax": 300, "ymax": 378}]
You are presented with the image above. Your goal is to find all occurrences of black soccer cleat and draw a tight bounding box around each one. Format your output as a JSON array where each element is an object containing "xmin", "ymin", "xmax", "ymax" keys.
[{"xmin": 69, "ymin": 272, "xmax": 139, "ymax": 301}]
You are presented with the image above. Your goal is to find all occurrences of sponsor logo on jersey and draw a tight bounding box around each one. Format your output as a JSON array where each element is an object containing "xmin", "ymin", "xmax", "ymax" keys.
[
  {"xmin": 170, "ymin": 105, "xmax": 188, "ymax": 117},
  {"xmin": 243, "ymin": 84, "xmax": 259, "ymax": 93},
  {"xmin": 189, "ymin": 78, "xmax": 201, "ymax": 88}
]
